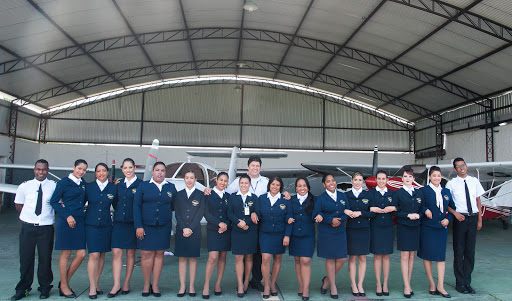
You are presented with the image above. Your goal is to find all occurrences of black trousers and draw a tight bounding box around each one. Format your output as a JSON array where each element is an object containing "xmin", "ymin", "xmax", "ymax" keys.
[
  {"xmin": 452, "ymin": 215, "xmax": 477, "ymax": 287},
  {"xmin": 15, "ymin": 223, "xmax": 54, "ymax": 293}
]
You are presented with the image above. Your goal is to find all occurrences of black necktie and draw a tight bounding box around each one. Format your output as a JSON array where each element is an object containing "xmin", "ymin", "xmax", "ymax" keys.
[
  {"xmin": 464, "ymin": 180, "xmax": 473, "ymax": 214},
  {"xmin": 35, "ymin": 184, "xmax": 43, "ymax": 216}
]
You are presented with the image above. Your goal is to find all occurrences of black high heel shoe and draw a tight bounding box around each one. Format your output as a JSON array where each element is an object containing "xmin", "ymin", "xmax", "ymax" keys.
[
  {"xmin": 59, "ymin": 288, "xmax": 76, "ymax": 298},
  {"xmin": 320, "ymin": 276, "xmax": 328, "ymax": 294},
  {"xmin": 107, "ymin": 289, "xmax": 121, "ymax": 298},
  {"xmin": 214, "ymin": 290, "xmax": 222, "ymax": 296},
  {"xmin": 89, "ymin": 294, "xmax": 97, "ymax": 299},
  {"xmin": 177, "ymin": 289, "xmax": 186, "ymax": 298}
]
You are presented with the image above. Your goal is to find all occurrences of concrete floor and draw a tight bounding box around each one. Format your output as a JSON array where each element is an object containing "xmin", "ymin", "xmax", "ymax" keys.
[{"xmin": 1, "ymin": 208, "xmax": 511, "ymax": 301}]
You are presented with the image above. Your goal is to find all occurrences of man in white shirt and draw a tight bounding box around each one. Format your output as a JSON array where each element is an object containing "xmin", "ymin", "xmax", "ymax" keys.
[
  {"xmin": 446, "ymin": 157, "xmax": 485, "ymax": 295},
  {"xmin": 11, "ymin": 160, "xmax": 57, "ymax": 301}
]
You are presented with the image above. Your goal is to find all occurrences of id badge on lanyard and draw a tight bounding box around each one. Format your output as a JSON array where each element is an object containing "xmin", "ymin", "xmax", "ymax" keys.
[{"xmin": 244, "ymin": 203, "xmax": 250, "ymax": 216}]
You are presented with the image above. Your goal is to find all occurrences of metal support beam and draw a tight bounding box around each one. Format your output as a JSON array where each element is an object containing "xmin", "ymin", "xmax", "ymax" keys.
[
  {"xmin": 235, "ymin": 7, "xmax": 245, "ymax": 76},
  {"xmin": 308, "ymin": 0, "xmax": 387, "ymax": 86},
  {"xmin": 111, "ymin": 0, "xmax": 163, "ymax": 81},
  {"xmin": 140, "ymin": 92, "xmax": 145, "ymax": 146},
  {"xmin": 343, "ymin": 0, "xmax": 483, "ymax": 100},
  {"xmin": 434, "ymin": 115, "xmax": 443, "ymax": 163},
  {"xmin": 409, "ymin": 129, "xmax": 415, "ymax": 153},
  {"xmin": 31, "ymin": 59, "xmax": 429, "ymax": 123},
  {"xmin": 26, "ymin": 0, "xmax": 125, "ymax": 89},
  {"xmin": 273, "ymin": 0, "xmax": 315, "ymax": 79},
  {"xmin": 322, "ymin": 97, "xmax": 326, "ymax": 151},
  {"xmin": 4, "ymin": 103, "xmax": 18, "ymax": 207},
  {"xmin": 485, "ymin": 99, "xmax": 494, "ymax": 162},
  {"xmin": 1, "ymin": 28, "xmax": 484, "ymax": 105},
  {"xmin": 38, "ymin": 117, "xmax": 47, "ymax": 143},
  {"xmin": 239, "ymin": 84, "xmax": 245, "ymax": 147},
  {"xmin": 178, "ymin": 0, "xmax": 199, "ymax": 76}
]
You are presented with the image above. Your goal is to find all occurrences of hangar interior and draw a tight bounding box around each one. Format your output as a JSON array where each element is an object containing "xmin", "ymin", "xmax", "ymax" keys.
[{"xmin": 1, "ymin": 0, "xmax": 512, "ymax": 176}]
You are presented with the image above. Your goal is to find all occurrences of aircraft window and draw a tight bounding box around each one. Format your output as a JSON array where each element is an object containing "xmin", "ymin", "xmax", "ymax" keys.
[
  {"xmin": 166, "ymin": 163, "xmax": 182, "ymax": 178},
  {"xmin": 174, "ymin": 163, "xmax": 206, "ymax": 186},
  {"xmin": 208, "ymin": 169, "xmax": 217, "ymax": 188}
]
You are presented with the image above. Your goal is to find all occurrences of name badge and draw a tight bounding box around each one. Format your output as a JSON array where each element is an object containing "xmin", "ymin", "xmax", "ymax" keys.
[{"xmin": 244, "ymin": 204, "xmax": 250, "ymax": 216}]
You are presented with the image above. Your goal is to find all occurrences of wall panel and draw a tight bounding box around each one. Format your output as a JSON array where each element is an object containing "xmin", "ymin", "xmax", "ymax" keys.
[
  {"xmin": 241, "ymin": 126, "xmax": 323, "ymax": 149},
  {"xmin": 46, "ymin": 119, "xmax": 141, "ymax": 144},
  {"xmin": 325, "ymin": 129, "xmax": 409, "ymax": 151}
]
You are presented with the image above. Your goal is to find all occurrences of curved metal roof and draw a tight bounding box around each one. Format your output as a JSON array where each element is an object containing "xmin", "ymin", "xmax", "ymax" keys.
[{"xmin": 1, "ymin": 0, "xmax": 512, "ymax": 122}]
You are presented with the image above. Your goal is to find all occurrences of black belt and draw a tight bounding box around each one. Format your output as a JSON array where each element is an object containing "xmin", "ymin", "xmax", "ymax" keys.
[
  {"xmin": 22, "ymin": 221, "xmax": 51, "ymax": 227},
  {"xmin": 460, "ymin": 213, "xmax": 478, "ymax": 217}
]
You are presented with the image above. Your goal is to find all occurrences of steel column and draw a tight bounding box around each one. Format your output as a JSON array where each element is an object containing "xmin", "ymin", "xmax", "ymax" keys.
[
  {"xmin": 485, "ymin": 99, "xmax": 494, "ymax": 162},
  {"xmin": 38, "ymin": 116, "xmax": 47, "ymax": 143}
]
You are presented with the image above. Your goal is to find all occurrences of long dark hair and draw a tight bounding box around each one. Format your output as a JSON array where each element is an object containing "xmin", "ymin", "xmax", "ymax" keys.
[
  {"xmin": 267, "ymin": 176, "xmax": 284, "ymax": 193},
  {"xmin": 295, "ymin": 177, "xmax": 315, "ymax": 214}
]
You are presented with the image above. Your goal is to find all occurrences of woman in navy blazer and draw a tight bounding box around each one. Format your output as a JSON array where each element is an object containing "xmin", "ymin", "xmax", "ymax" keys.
[
  {"xmin": 227, "ymin": 175, "xmax": 259, "ymax": 298},
  {"xmin": 369, "ymin": 170, "xmax": 396, "ymax": 297},
  {"xmin": 202, "ymin": 172, "xmax": 230, "ymax": 298},
  {"xmin": 49, "ymin": 159, "xmax": 88, "ymax": 298},
  {"xmin": 393, "ymin": 168, "xmax": 424, "ymax": 298},
  {"xmin": 313, "ymin": 174, "xmax": 351, "ymax": 299},
  {"xmin": 418, "ymin": 166, "xmax": 455, "ymax": 298},
  {"xmin": 254, "ymin": 176, "xmax": 291, "ymax": 299},
  {"xmin": 109, "ymin": 158, "xmax": 141, "ymax": 297},
  {"xmin": 288, "ymin": 177, "xmax": 316, "ymax": 301},
  {"xmin": 345, "ymin": 172, "xmax": 375, "ymax": 297},
  {"xmin": 133, "ymin": 161, "xmax": 177, "ymax": 297},
  {"xmin": 173, "ymin": 171, "xmax": 206, "ymax": 297},
  {"xmin": 84, "ymin": 163, "xmax": 117, "ymax": 299}
]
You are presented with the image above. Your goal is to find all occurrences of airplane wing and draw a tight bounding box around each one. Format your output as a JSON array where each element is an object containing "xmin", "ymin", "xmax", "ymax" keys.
[
  {"xmin": 431, "ymin": 161, "xmax": 512, "ymax": 182},
  {"xmin": 187, "ymin": 150, "xmax": 287, "ymax": 158},
  {"xmin": 234, "ymin": 168, "xmax": 314, "ymax": 178},
  {"xmin": 301, "ymin": 163, "xmax": 403, "ymax": 177},
  {"xmin": 0, "ymin": 183, "xmax": 18, "ymax": 194}
]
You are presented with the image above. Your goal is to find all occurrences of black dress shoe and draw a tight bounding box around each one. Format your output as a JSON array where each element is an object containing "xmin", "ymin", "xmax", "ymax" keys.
[
  {"xmin": 121, "ymin": 290, "xmax": 130, "ymax": 295},
  {"xmin": 411, "ymin": 290, "xmax": 414, "ymax": 296},
  {"xmin": 153, "ymin": 292, "xmax": 161, "ymax": 297},
  {"xmin": 237, "ymin": 292, "xmax": 244, "ymax": 298},
  {"xmin": 89, "ymin": 294, "xmax": 97, "ymax": 299},
  {"xmin": 96, "ymin": 290, "xmax": 104, "ymax": 295},
  {"xmin": 302, "ymin": 297, "xmax": 309, "ymax": 301},
  {"xmin": 39, "ymin": 292, "xmax": 50, "ymax": 299},
  {"xmin": 359, "ymin": 292, "xmax": 366, "ymax": 296},
  {"xmin": 376, "ymin": 291, "xmax": 383, "ymax": 296},
  {"xmin": 466, "ymin": 285, "xmax": 476, "ymax": 294},
  {"xmin": 202, "ymin": 294, "xmax": 209, "ymax": 299},
  {"xmin": 430, "ymin": 289, "xmax": 439, "ymax": 295},
  {"xmin": 437, "ymin": 290, "xmax": 452, "ymax": 298},
  {"xmin": 177, "ymin": 290, "xmax": 186, "ymax": 297},
  {"xmin": 214, "ymin": 291, "xmax": 222, "ymax": 296},
  {"xmin": 298, "ymin": 292, "xmax": 303, "ymax": 296},
  {"xmin": 404, "ymin": 293, "xmax": 411, "ymax": 298},
  {"xmin": 189, "ymin": 292, "xmax": 196, "ymax": 297},
  {"xmin": 59, "ymin": 289, "xmax": 76, "ymax": 298},
  {"xmin": 262, "ymin": 294, "xmax": 269, "ymax": 299},
  {"xmin": 11, "ymin": 291, "xmax": 27, "ymax": 301},
  {"xmin": 271, "ymin": 291, "xmax": 278, "ymax": 296},
  {"xmin": 330, "ymin": 294, "xmax": 338, "ymax": 299},
  {"xmin": 456, "ymin": 286, "xmax": 469, "ymax": 294},
  {"xmin": 352, "ymin": 291, "xmax": 360, "ymax": 296},
  {"xmin": 320, "ymin": 276, "xmax": 328, "ymax": 294},
  {"xmin": 107, "ymin": 289, "xmax": 121, "ymax": 298},
  {"xmin": 383, "ymin": 290, "xmax": 389, "ymax": 296}
]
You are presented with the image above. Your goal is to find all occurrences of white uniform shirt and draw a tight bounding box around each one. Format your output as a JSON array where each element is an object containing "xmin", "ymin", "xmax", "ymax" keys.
[
  {"xmin": 213, "ymin": 187, "xmax": 225, "ymax": 199},
  {"xmin": 446, "ymin": 175, "xmax": 485, "ymax": 214},
  {"xmin": 14, "ymin": 178, "xmax": 56, "ymax": 225},
  {"xmin": 226, "ymin": 175, "xmax": 269, "ymax": 197},
  {"xmin": 352, "ymin": 187, "xmax": 363, "ymax": 198},
  {"xmin": 326, "ymin": 190, "xmax": 337, "ymax": 202},
  {"xmin": 403, "ymin": 186, "xmax": 415, "ymax": 196},
  {"xmin": 150, "ymin": 177, "xmax": 168, "ymax": 192},
  {"xmin": 429, "ymin": 183, "xmax": 444, "ymax": 212},
  {"xmin": 124, "ymin": 176, "xmax": 137, "ymax": 188},
  {"xmin": 68, "ymin": 173, "xmax": 82, "ymax": 185},
  {"xmin": 185, "ymin": 187, "xmax": 196, "ymax": 198},
  {"xmin": 236, "ymin": 191, "xmax": 252, "ymax": 203},
  {"xmin": 96, "ymin": 179, "xmax": 108, "ymax": 192},
  {"xmin": 376, "ymin": 186, "xmax": 388, "ymax": 196},
  {"xmin": 267, "ymin": 192, "xmax": 281, "ymax": 206},
  {"xmin": 297, "ymin": 193, "xmax": 308, "ymax": 205}
]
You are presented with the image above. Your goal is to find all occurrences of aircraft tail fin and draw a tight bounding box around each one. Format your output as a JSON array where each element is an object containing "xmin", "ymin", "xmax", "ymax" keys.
[{"xmin": 143, "ymin": 139, "xmax": 159, "ymax": 181}]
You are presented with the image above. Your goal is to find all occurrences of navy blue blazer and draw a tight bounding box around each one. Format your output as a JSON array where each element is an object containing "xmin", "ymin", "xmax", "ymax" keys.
[
  {"xmin": 50, "ymin": 177, "xmax": 87, "ymax": 220},
  {"xmin": 84, "ymin": 181, "xmax": 117, "ymax": 226},
  {"xmin": 227, "ymin": 193, "xmax": 259, "ymax": 233},
  {"xmin": 204, "ymin": 191, "xmax": 231, "ymax": 231},
  {"xmin": 255, "ymin": 194, "xmax": 292, "ymax": 236},
  {"xmin": 369, "ymin": 188, "xmax": 396, "ymax": 227},
  {"xmin": 288, "ymin": 195, "xmax": 316, "ymax": 237},
  {"xmin": 173, "ymin": 189, "xmax": 205, "ymax": 233},
  {"xmin": 392, "ymin": 187, "xmax": 424, "ymax": 226},
  {"xmin": 419, "ymin": 186, "xmax": 455, "ymax": 228},
  {"xmin": 345, "ymin": 190, "xmax": 375, "ymax": 228},
  {"xmin": 133, "ymin": 181, "xmax": 177, "ymax": 228},
  {"xmin": 312, "ymin": 191, "xmax": 350, "ymax": 234},
  {"xmin": 113, "ymin": 178, "xmax": 142, "ymax": 223}
]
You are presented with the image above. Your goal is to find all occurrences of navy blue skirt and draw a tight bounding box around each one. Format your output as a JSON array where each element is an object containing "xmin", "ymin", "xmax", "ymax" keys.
[
  {"xmin": 207, "ymin": 228, "xmax": 231, "ymax": 252},
  {"xmin": 370, "ymin": 224, "xmax": 394, "ymax": 255},
  {"xmin": 317, "ymin": 230, "xmax": 347, "ymax": 259},
  {"xmin": 259, "ymin": 231, "xmax": 285, "ymax": 255},
  {"xmin": 397, "ymin": 223, "xmax": 420, "ymax": 251},
  {"xmin": 85, "ymin": 225, "xmax": 112, "ymax": 253},
  {"xmin": 347, "ymin": 227, "xmax": 370, "ymax": 256},
  {"xmin": 137, "ymin": 223, "xmax": 171, "ymax": 251},
  {"xmin": 55, "ymin": 216, "xmax": 86, "ymax": 250},
  {"xmin": 418, "ymin": 225, "xmax": 448, "ymax": 261},
  {"xmin": 231, "ymin": 230, "xmax": 258, "ymax": 255},
  {"xmin": 174, "ymin": 228, "xmax": 202, "ymax": 257},
  {"xmin": 289, "ymin": 235, "xmax": 315, "ymax": 258},
  {"xmin": 111, "ymin": 221, "xmax": 137, "ymax": 249}
]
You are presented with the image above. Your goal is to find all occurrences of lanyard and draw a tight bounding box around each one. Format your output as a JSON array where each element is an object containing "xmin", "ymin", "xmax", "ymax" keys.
[{"xmin": 250, "ymin": 179, "xmax": 258, "ymax": 194}]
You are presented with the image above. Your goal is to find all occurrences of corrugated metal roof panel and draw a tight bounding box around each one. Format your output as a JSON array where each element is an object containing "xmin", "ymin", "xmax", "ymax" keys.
[
  {"xmin": 37, "ymin": 55, "xmax": 105, "ymax": 85},
  {"xmin": 364, "ymin": 70, "xmax": 424, "ymax": 96},
  {"xmin": 142, "ymin": 122, "xmax": 239, "ymax": 147},
  {"xmin": 324, "ymin": 128, "xmax": 409, "ymax": 151},
  {"xmin": 143, "ymin": 41, "xmax": 192, "ymax": 65},
  {"xmin": 325, "ymin": 101, "xmax": 404, "ymax": 130},
  {"xmin": 16, "ymin": 111, "xmax": 39, "ymax": 140},
  {"xmin": 415, "ymin": 118, "xmax": 436, "ymax": 130},
  {"xmin": 1, "ymin": 68, "xmax": 60, "ymax": 99},
  {"xmin": 244, "ymin": 0, "xmax": 312, "ymax": 35},
  {"xmin": 405, "ymin": 85, "xmax": 467, "ymax": 112},
  {"xmin": 185, "ymin": 0, "xmax": 243, "ymax": 29},
  {"xmin": 444, "ymin": 60, "xmax": 511, "ymax": 96},
  {"xmin": 53, "ymin": 93, "xmax": 142, "ymax": 120},
  {"xmin": 90, "ymin": 47, "xmax": 150, "ymax": 72},
  {"xmin": 242, "ymin": 85, "xmax": 323, "ymax": 127},
  {"xmin": 471, "ymin": 0, "xmax": 512, "ymax": 29},
  {"xmin": 397, "ymin": 49, "xmax": 458, "ymax": 77},
  {"xmin": 415, "ymin": 127, "xmax": 436, "ymax": 151},
  {"xmin": 240, "ymin": 40, "xmax": 286, "ymax": 64},
  {"xmin": 323, "ymin": 56, "xmax": 380, "ymax": 84},
  {"xmin": 0, "ymin": 103, "xmax": 9, "ymax": 134},
  {"xmin": 143, "ymin": 85, "xmax": 241, "ymax": 124},
  {"xmin": 193, "ymin": 39, "xmax": 238, "ymax": 61},
  {"xmin": 116, "ymin": 0, "xmax": 184, "ymax": 33},
  {"xmin": 46, "ymin": 119, "xmax": 140, "ymax": 144},
  {"xmin": 242, "ymin": 125, "xmax": 322, "ymax": 149},
  {"xmin": 281, "ymin": 47, "xmax": 333, "ymax": 75}
]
